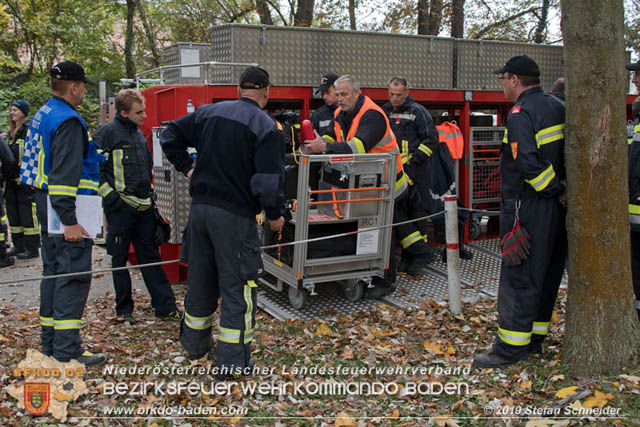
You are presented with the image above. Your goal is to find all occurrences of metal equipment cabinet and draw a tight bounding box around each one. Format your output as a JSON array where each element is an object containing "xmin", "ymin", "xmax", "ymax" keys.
[{"xmin": 260, "ymin": 153, "xmax": 397, "ymax": 309}]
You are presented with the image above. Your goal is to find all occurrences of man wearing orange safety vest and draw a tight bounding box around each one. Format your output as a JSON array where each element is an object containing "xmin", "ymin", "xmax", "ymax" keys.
[{"xmin": 304, "ymin": 74, "xmax": 414, "ymax": 298}]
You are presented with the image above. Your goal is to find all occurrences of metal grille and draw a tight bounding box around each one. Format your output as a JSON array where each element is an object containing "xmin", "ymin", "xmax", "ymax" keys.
[
  {"xmin": 469, "ymin": 127, "xmax": 503, "ymax": 217},
  {"xmin": 456, "ymin": 40, "xmax": 564, "ymax": 91}
]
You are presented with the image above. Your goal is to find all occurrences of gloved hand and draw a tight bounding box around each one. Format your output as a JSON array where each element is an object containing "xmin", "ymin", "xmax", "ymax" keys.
[
  {"xmin": 409, "ymin": 143, "xmax": 433, "ymax": 165},
  {"xmin": 103, "ymin": 193, "xmax": 125, "ymax": 212},
  {"xmin": 408, "ymin": 184, "xmax": 421, "ymax": 210},
  {"xmin": 500, "ymin": 220, "xmax": 531, "ymax": 266}
]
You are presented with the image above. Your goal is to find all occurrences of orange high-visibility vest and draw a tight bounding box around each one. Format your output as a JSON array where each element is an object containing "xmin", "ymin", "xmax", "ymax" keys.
[
  {"xmin": 436, "ymin": 121, "xmax": 464, "ymax": 159},
  {"xmin": 333, "ymin": 96, "xmax": 407, "ymax": 194}
]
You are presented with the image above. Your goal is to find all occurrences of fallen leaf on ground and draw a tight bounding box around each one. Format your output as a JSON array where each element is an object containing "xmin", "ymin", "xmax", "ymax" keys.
[{"xmin": 555, "ymin": 386, "xmax": 578, "ymax": 399}]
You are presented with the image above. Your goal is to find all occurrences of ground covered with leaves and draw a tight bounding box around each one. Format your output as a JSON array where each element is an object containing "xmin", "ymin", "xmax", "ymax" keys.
[{"xmin": 0, "ymin": 283, "xmax": 639, "ymax": 426}]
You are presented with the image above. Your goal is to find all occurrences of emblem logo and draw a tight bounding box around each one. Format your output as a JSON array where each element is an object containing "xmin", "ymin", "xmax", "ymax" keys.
[
  {"xmin": 512, "ymin": 105, "xmax": 521, "ymax": 114},
  {"xmin": 511, "ymin": 142, "xmax": 518, "ymax": 159},
  {"xmin": 24, "ymin": 383, "xmax": 50, "ymax": 415}
]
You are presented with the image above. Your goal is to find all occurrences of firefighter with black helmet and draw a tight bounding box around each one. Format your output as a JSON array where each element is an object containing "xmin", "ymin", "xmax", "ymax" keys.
[{"xmin": 474, "ymin": 55, "xmax": 567, "ymax": 369}]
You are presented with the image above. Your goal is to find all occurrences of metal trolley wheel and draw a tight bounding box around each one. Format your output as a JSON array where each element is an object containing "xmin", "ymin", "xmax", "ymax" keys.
[
  {"xmin": 468, "ymin": 217, "xmax": 481, "ymax": 240},
  {"xmin": 288, "ymin": 287, "xmax": 308, "ymax": 310},
  {"xmin": 343, "ymin": 279, "xmax": 365, "ymax": 302}
]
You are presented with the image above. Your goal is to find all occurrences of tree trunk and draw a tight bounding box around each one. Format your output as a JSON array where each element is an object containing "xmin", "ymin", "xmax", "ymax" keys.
[
  {"xmin": 561, "ymin": 0, "xmax": 640, "ymax": 375},
  {"xmin": 294, "ymin": 0, "xmax": 315, "ymax": 27},
  {"xmin": 255, "ymin": 0, "xmax": 273, "ymax": 25},
  {"xmin": 533, "ymin": 0, "xmax": 550, "ymax": 43},
  {"xmin": 418, "ymin": 0, "xmax": 443, "ymax": 35},
  {"xmin": 124, "ymin": 0, "xmax": 136, "ymax": 79},
  {"xmin": 418, "ymin": 0, "xmax": 428, "ymax": 34},
  {"xmin": 135, "ymin": 0, "xmax": 159, "ymax": 68},
  {"xmin": 451, "ymin": 0, "xmax": 465, "ymax": 38},
  {"xmin": 349, "ymin": 0, "xmax": 356, "ymax": 30},
  {"xmin": 427, "ymin": 0, "xmax": 443, "ymax": 35}
]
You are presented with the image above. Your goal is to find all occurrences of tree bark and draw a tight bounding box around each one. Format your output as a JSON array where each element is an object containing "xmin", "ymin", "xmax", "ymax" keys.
[
  {"xmin": 294, "ymin": 0, "xmax": 315, "ymax": 27},
  {"xmin": 561, "ymin": 0, "xmax": 640, "ymax": 375},
  {"xmin": 451, "ymin": 0, "xmax": 465, "ymax": 38},
  {"xmin": 418, "ymin": 0, "xmax": 443, "ymax": 35},
  {"xmin": 533, "ymin": 0, "xmax": 550, "ymax": 43},
  {"xmin": 135, "ymin": 0, "xmax": 159, "ymax": 68},
  {"xmin": 255, "ymin": 0, "xmax": 274, "ymax": 25},
  {"xmin": 124, "ymin": 0, "xmax": 136, "ymax": 79},
  {"xmin": 349, "ymin": 0, "xmax": 356, "ymax": 30}
]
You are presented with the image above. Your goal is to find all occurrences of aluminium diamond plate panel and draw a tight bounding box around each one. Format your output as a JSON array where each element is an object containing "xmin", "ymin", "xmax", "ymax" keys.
[
  {"xmin": 210, "ymin": 26, "xmax": 234, "ymax": 84},
  {"xmin": 429, "ymin": 246, "xmax": 501, "ymax": 297},
  {"xmin": 390, "ymin": 271, "xmax": 479, "ymax": 307},
  {"xmin": 207, "ymin": 24, "xmax": 454, "ymax": 88},
  {"xmin": 162, "ymin": 43, "xmax": 213, "ymax": 85},
  {"xmin": 257, "ymin": 268, "xmax": 484, "ymax": 321},
  {"xmin": 152, "ymin": 146, "xmax": 192, "ymax": 243},
  {"xmin": 257, "ymin": 274, "xmax": 382, "ymax": 321},
  {"xmin": 456, "ymin": 39, "xmax": 564, "ymax": 91}
]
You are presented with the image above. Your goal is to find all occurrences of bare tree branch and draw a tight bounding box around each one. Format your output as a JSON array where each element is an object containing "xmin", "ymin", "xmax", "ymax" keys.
[
  {"xmin": 472, "ymin": 6, "xmax": 541, "ymax": 39},
  {"xmin": 265, "ymin": 0, "xmax": 289, "ymax": 24}
]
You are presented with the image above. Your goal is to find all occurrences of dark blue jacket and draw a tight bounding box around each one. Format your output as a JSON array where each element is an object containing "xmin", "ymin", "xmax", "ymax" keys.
[
  {"xmin": 502, "ymin": 86, "xmax": 566, "ymax": 199},
  {"xmin": 160, "ymin": 97, "xmax": 285, "ymax": 220}
]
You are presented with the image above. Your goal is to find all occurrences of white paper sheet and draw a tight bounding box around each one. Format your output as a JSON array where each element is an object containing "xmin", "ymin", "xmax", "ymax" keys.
[{"xmin": 47, "ymin": 195, "xmax": 103, "ymax": 238}]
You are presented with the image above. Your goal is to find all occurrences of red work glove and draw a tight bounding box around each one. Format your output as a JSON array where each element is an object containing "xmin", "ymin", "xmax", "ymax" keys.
[{"xmin": 500, "ymin": 220, "xmax": 531, "ymax": 266}]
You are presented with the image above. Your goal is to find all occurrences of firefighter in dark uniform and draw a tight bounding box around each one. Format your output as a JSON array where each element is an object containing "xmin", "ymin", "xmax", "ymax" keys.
[
  {"xmin": 4, "ymin": 99, "xmax": 40, "ymax": 259},
  {"xmin": 310, "ymin": 73, "xmax": 339, "ymax": 136},
  {"xmin": 474, "ymin": 56, "xmax": 567, "ymax": 368},
  {"xmin": 626, "ymin": 60, "xmax": 640, "ymax": 321},
  {"xmin": 20, "ymin": 61, "xmax": 105, "ymax": 366},
  {"xmin": 381, "ymin": 77, "xmax": 439, "ymax": 273},
  {"xmin": 93, "ymin": 89, "xmax": 181, "ymax": 324},
  {"xmin": 160, "ymin": 66, "xmax": 285, "ymax": 378},
  {"xmin": 0, "ymin": 134, "xmax": 14, "ymax": 266},
  {"xmin": 304, "ymin": 75, "xmax": 409, "ymax": 298}
]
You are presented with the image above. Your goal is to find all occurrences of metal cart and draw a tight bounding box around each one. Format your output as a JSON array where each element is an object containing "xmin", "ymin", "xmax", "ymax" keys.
[
  {"xmin": 260, "ymin": 153, "xmax": 397, "ymax": 309},
  {"xmin": 467, "ymin": 126, "xmax": 504, "ymax": 239}
]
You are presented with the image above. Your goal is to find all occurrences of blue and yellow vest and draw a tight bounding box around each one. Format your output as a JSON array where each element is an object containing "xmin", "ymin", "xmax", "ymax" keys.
[{"xmin": 21, "ymin": 97, "xmax": 99, "ymax": 196}]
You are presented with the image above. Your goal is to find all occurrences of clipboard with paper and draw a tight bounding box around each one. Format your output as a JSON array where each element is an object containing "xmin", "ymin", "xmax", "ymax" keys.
[{"xmin": 47, "ymin": 195, "xmax": 103, "ymax": 238}]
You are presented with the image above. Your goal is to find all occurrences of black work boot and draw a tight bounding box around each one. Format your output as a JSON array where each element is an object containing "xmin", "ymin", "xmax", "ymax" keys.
[
  {"xmin": 406, "ymin": 250, "xmax": 436, "ymax": 275},
  {"xmin": 17, "ymin": 248, "xmax": 39, "ymax": 260},
  {"xmin": 364, "ymin": 284, "xmax": 395, "ymax": 299},
  {"xmin": 473, "ymin": 349, "xmax": 528, "ymax": 369},
  {"xmin": 216, "ymin": 358, "xmax": 256, "ymax": 381},
  {"xmin": 398, "ymin": 257, "xmax": 409, "ymax": 273},
  {"xmin": 460, "ymin": 246, "xmax": 474, "ymax": 260},
  {"xmin": 7, "ymin": 246, "xmax": 23, "ymax": 257},
  {"xmin": 0, "ymin": 255, "xmax": 15, "ymax": 268},
  {"xmin": 73, "ymin": 350, "xmax": 107, "ymax": 367},
  {"xmin": 528, "ymin": 341, "xmax": 543, "ymax": 355}
]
